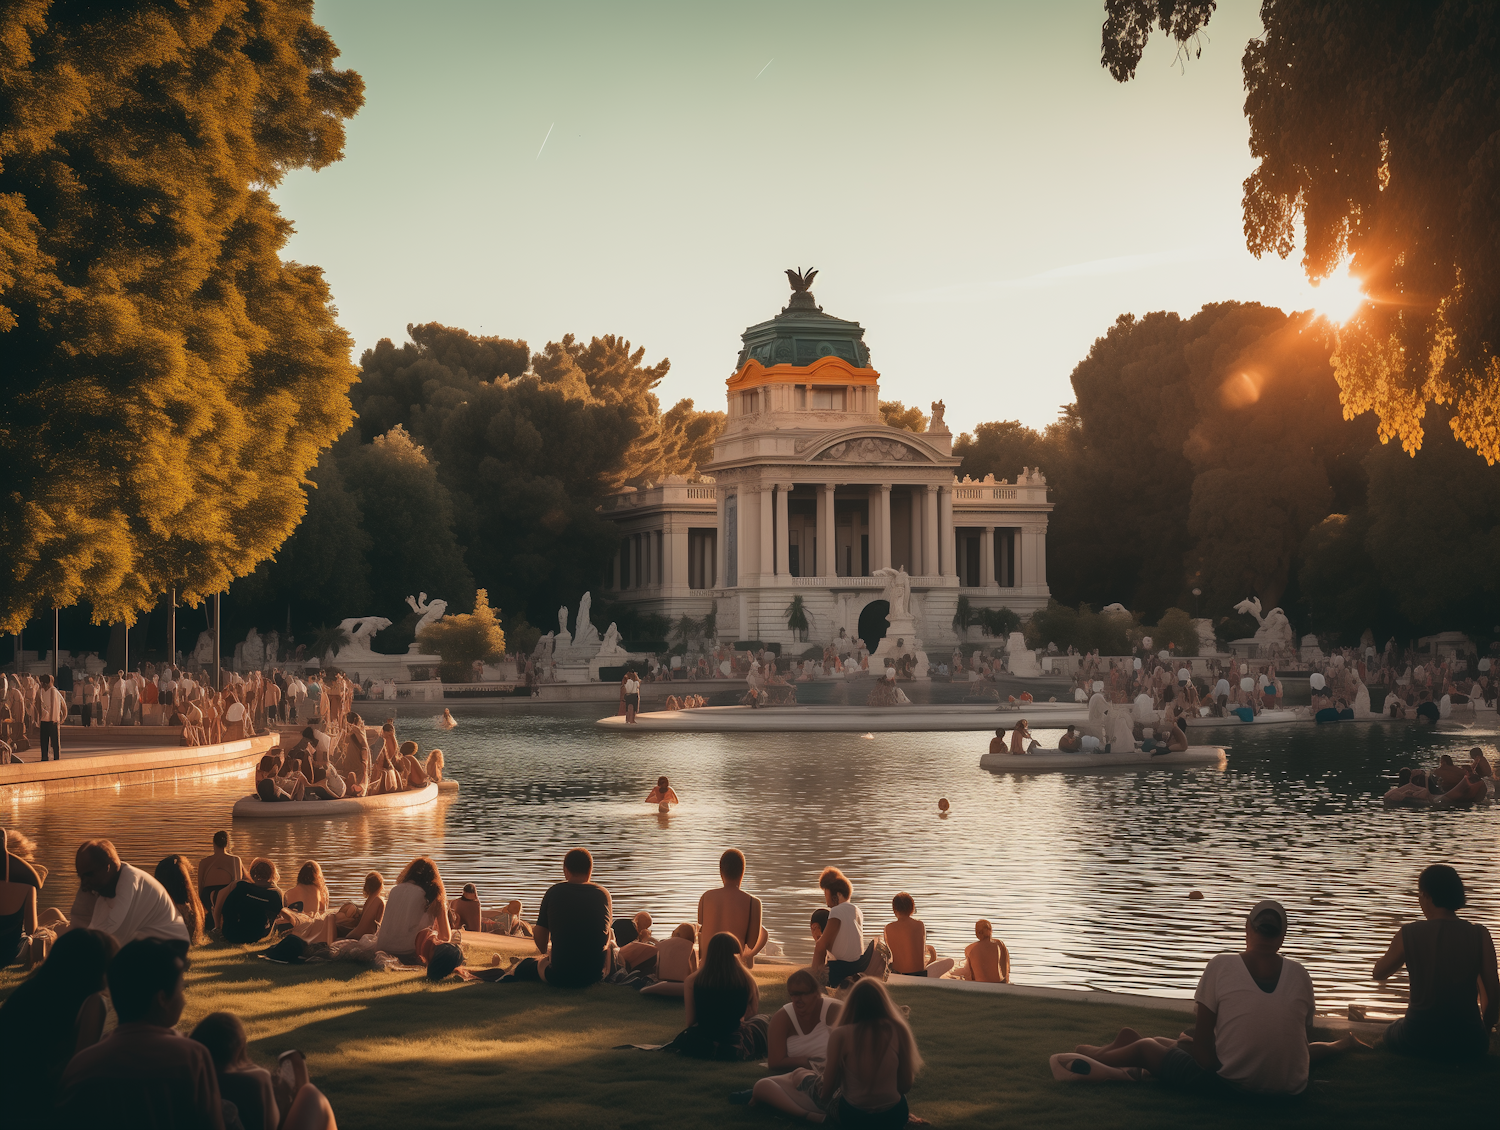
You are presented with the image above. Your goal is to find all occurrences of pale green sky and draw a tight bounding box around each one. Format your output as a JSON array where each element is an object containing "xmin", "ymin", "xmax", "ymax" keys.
[{"xmin": 275, "ymin": 0, "xmax": 1335, "ymax": 434}]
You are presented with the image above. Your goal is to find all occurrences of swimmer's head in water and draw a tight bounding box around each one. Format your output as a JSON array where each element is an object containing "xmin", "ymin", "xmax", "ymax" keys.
[
  {"xmin": 1440, "ymin": 754, "xmax": 1454, "ymax": 765},
  {"xmin": 975, "ymin": 919, "xmax": 992, "ymax": 940},
  {"xmin": 937, "ymin": 798, "xmax": 950, "ymax": 812},
  {"xmin": 1397, "ymin": 767, "xmax": 1412, "ymax": 785}
]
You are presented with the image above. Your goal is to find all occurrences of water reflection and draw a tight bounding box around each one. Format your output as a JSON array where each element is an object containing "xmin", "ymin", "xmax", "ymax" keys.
[{"xmin": 8, "ymin": 706, "xmax": 1496, "ymax": 1012}]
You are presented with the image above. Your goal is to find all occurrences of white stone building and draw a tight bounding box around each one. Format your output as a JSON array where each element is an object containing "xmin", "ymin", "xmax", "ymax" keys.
[{"xmin": 599, "ymin": 275, "xmax": 1053, "ymax": 651}]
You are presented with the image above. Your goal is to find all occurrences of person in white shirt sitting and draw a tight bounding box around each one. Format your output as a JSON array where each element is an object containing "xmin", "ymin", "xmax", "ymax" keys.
[
  {"xmin": 1070, "ymin": 900, "xmax": 1362, "ymax": 1093},
  {"xmin": 67, "ymin": 840, "xmax": 190, "ymax": 956}
]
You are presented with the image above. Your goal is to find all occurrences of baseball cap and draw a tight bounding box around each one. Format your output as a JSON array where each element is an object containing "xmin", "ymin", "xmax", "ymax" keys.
[{"xmin": 1246, "ymin": 899, "xmax": 1287, "ymax": 936}]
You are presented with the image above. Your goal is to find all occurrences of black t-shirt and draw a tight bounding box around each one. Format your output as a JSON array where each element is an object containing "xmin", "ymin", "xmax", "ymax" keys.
[
  {"xmin": 220, "ymin": 881, "xmax": 284, "ymax": 944},
  {"xmin": 536, "ymin": 881, "xmax": 611, "ymax": 986},
  {"xmin": 1416, "ymin": 701, "xmax": 1440, "ymax": 723}
]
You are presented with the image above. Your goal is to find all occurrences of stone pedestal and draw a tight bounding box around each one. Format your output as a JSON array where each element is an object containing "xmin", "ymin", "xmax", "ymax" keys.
[{"xmin": 1005, "ymin": 631, "xmax": 1041, "ymax": 677}]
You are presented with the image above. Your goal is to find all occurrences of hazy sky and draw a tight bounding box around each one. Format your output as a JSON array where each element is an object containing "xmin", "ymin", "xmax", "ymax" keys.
[{"xmin": 275, "ymin": 0, "xmax": 1339, "ymax": 434}]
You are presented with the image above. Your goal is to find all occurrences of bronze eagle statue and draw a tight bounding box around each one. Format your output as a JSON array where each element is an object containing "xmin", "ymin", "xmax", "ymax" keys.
[{"xmin": 785, "ymin": 267, "xmax": 818, "ymax": 293}]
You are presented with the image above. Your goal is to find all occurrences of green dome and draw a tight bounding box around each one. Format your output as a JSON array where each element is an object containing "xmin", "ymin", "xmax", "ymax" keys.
[{"xmin": 734, "ymin": 272, "xmax": 872, "ymax": 371}]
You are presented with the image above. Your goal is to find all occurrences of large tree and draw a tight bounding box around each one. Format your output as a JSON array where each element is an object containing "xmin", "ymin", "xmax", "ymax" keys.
[
  {"xmin": 1104, "ymin": 1, "xmax": 1500, "ymax": 462},
  {"xmin": 0, "ymin": 1, "xmax": 364, "ymax": 631}
]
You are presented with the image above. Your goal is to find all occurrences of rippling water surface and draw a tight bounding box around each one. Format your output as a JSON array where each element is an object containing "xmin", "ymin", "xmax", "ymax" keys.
[{"xmin": 10, "ymin": 707, "xmax": 1497, "ymax": 1012}]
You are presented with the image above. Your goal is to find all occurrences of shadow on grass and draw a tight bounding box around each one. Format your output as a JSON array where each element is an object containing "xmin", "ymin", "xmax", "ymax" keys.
[{"xmin": 6, "ymin": 947, "xmax": 1496, "ymax": 1129}]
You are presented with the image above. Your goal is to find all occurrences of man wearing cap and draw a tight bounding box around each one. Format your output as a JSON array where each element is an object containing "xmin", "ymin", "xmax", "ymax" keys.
[{"xmin": 1074, "ymin": 899, "xmax": 1361, "ymax": 1093}]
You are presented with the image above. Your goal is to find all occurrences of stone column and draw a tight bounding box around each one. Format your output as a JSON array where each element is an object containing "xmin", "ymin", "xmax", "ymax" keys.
[
  {"xmin": 980, "ymin": 525, "xmax": 995, "ymax": 588},
  {"xmin": 939, "ymin": 487, "xmax": 956, "ymax": 577},
  {"xmin": 873, "ymin": 483, "xmax": 892, "ymax": 571},
  {"xmin": 924, "ymin": 485, "xmax": 939, "ymax": 576},
  {"xmin": 758, "ymin": 485, "xmax": 774, "ymax": 580},
  {"xmin": 1035, "ymin": 522, "xmax": 1047, "ymax": 592},
  {"xmin": 716, "ymin": 489, "xmax": 728, "ymax": 589},
  {"xmin": 909, "ymin": 488, "xmax": 923, "ymax": 575},
  {"xmin": 851, "ymin": 500, "xmax": 864, "ymax": 576},
  {"xmin": 775, "ymin": 484, "xmax": 791, "ymax": 577},
  {"xmin": 818, "ymin": 484, "xmax": 836, "ymax": 578},
  {"xmin": 670, "ymin": 523, "xmax": 688, "ymax": 591}
]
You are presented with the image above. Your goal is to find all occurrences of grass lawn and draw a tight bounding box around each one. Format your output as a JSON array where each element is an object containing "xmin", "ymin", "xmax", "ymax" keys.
[{"xmin": 3, "ymin": 941, "xmax": 1495, "ymax": 1128}]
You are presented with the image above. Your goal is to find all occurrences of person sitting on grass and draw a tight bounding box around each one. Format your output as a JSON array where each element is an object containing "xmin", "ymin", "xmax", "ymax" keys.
[
  {"xmin": 1073, "ymin": 900, "xmax": 1363, "ymax": 1093},
  {"xmin": 962, "ymin": 919, "xmax": 1010, "ymax": 983},
  {"xmin": 699, "ymin": 849, "xmax": 768, "ymax": 968},
  {"xmin": 819, "ymin": 978, "xmax": 922, "ymax": 1129},
  {"xmin": 807, "ymin": 908, "xmax": 830, "ymax": 987},
  {"xmin": 0, "ymin": 927, "xmax": 115, "ymax": 1120},
  {"xmin": 814, "ymin": 867, "xmax": 884, "ymax": 987},
  {"xmin": 669, "ymin": 932, "xmax": 767, "ymax": 1059},
  {"xmin": 69, "ymin": 840, "xmax": 189, "ymax": 953},
  {"xmin": 618, "ymin": 911, "xmax": 660, "ymax": 974},
  {"xmin": 339, "ymin": 871, "xmax": 386, "ymax": 939},
  {"xmin": 189, "ymin": 1009, "xmax": 339, "ymax": 1130},
  {"xmin": 375, "ymin": 857, "xmax": 451, "ymax": 965},
  {"xmin": 639, "ymin": 923, "xmax": 699, "ymax": 997},
  {"xmin": 197, "ymin": 831, "xmax": 244, "ymax": 932},
  {"xmin": 217, "ymin": 858, "xmax": 285, "ymax": 945},
  {"xmin": 883, "ymin": 893, "xmax": 954, "ymax": 978},
  {"xmin": 152, "ymin": 855, "xmax": 207, "ymax": 946},
  {"xmin": 59, "ymin": 939, "xmax": 225, "ymax": 1126},
  {"xmin": 507, "ymin": 848, "xmax": 612, "ymax": 987},
  {"xmin": 741, "ymin": 967, "xmax": 844, "ymax": 1119},
  {"xmin": 283, "ymin": 861, "xmax": 330, "ymax": 916},
  {"xmin": 1375, "ymin": 864, "xmax": 1498, "ymax": 1059}
]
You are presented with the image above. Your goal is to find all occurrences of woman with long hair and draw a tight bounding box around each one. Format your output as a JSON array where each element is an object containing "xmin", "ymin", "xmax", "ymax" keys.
[
  {"xmin": 672, "ymin": 931, "xmax": 766, "ymax": 1060},
  {"xmin": 152, "ymin": 855, "xmax": 206, "ymax": 945},
  {"xmin": 375, "ymin": 856, "xmax": 451, "ymax": 964},
  {"xmin": 746, "ymin": 967, "xmax": 843, "ymax": 1119},
  {"xmin": 191, "ymin": 1011, "xmax": 338, "ymax": 1130},
  {"xmin": 284, "ymin": 861, "xmax": 329, "ymax": 915},
  {"xmin": 423, "ymin": 748, "xmax": 445, "ymax": 783},
  {"xmin": 819, "ymin": 978, "xmax": 921, "ymax": 1128},
  {"xmin": 0, "ymin": 928, "xmax": 116, "ymax": 1119}
]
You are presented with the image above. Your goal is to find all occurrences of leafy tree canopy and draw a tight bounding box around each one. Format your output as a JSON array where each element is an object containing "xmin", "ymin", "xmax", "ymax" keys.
[
  {"xmin": 0, "ymin": 1, "xmax": 364, "ymax": 631},
  {"xmin": 1105, "ymin": 0, "xmax": 1500, "ymax": 462},
  {"xmin": 879, "ymin": 401, "xmax": 928, "ymax": 433},
  {"xmin": 418, "ymin": 588, "xmax": 507, "ymax": 682}
]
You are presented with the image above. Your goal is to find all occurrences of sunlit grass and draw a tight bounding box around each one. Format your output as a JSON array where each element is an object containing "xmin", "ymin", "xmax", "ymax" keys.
[{"xmin": 3, "ymin": 941, "xmax": 1494, "ymax": 1128}]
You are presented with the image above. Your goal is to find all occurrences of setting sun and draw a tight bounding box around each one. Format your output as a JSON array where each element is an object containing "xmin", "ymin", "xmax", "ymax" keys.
[{"xmin": 1310, "ymin": 263, "xmax": 1368, "ymax": 324}]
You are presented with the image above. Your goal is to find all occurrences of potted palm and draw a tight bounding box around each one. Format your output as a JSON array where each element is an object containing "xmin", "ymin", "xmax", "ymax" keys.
[{"xmin": 785, "ymin": 595, "xmax": 810, "ymax": 643}]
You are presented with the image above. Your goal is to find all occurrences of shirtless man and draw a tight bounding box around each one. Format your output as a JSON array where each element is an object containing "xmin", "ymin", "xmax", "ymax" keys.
[
  {"xmin": 698, "ymin": 848, "xmax": 767, "ymax": 967},
  {"xmin": 962, "ymin": 919, "xmax": 1010, "ymax": 983},
  {"xmin": 988, "ymin": 728, "xmax": 1007, "ymax": 755},
  {"xmin": 883, "ymin": 893, "xmax": 955, "ymax": 978},
  {"xmin": 196, "ymin": 831, "xmax": 244, "ymax": 929},
  {"xmin": 1438, "ymin": 770, "xmax": 1489, "ymax": 808},
  {"xmin": 1468, "ymin": 747, "xmax": 1493, "ymax": 779},
  {"xmin": 1057, "ymin": 725, "xmax": 1081, "ymax": 753}
]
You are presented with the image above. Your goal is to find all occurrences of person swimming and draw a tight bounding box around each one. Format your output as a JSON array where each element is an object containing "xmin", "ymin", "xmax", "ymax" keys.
[
  {"xmin": 646, "ymin": 776, "xmax": 680, "ymax": 813},
  {"xmin": 436, "ymin": 708, "xmax": 457, "ymax": 731}
]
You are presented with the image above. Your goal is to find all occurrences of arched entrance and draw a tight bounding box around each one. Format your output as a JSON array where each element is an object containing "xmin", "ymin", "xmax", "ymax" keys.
[{"xmin": 857, "ymin": 600, "xmax": 890, "ymax": 651}]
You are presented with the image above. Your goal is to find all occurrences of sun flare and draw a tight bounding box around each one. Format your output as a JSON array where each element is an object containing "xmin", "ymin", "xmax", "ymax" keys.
[{"xmin": 1310, "ymin": 265, "xmax": 1367, "ymax": 324}]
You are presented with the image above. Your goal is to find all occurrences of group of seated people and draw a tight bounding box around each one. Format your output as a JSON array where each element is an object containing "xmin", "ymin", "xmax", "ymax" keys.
[
  {"xmin": 252, "ymin": 717, "xmax": 444, "ymax": 802},
  {"xmin": 1383, "ymin": 748, "xmax": 1495, "ymax": 807},
  {"xmin": 660, "ymin": 694, "xmax": 708, "ymax": 711},
  {"xmin": 4, "ymin": 820, "xmax": 1494, "ymax": 1122}
]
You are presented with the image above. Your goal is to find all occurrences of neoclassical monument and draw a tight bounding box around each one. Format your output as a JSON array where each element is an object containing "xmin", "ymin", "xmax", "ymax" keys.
[{"xmin": 600, "ymin": 271, "xmax": 1052, "ymax": 650}]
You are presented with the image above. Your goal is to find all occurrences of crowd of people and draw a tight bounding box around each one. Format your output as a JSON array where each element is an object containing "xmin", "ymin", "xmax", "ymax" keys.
[
  {"xmin": 250, "ymin": 716, "xmax": 444, "ymax": 804},
  {"xmin": 2, "ymin": 815, "xmax": 1493, "ymax": 1122},
  {"xmin": 1382, "ymin": 748, "xmax": 1495, "ymax": 808}
]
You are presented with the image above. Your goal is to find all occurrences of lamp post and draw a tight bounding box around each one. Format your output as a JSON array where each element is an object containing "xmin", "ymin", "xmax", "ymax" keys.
[{"xmin": 1192, "ymin": 587, "xmax": 1202, "ymax": 618}]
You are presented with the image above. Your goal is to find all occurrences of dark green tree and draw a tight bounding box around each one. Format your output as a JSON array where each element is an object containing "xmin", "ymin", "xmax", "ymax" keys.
[{"xmin": 1105, "ymin": 1, "xmax": 1500, "ymax": 462}]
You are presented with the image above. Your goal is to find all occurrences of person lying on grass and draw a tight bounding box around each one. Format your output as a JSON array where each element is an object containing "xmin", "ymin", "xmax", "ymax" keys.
[{"xmin": 1072, "ymin": 900, "xmax": 1363, "ymax": 1094}]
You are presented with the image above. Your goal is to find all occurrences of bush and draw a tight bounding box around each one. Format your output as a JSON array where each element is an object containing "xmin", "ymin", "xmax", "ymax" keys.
[
  {"xmin": 1152, "ymin": 608, "xmax": 1199, "ymax": 657},
  {"xmin": 975, "ymin": 606, "xmax": 1021, "ymax": 638},
  {"xmin": 418, "ymin": 589, "xmax": 507, "ymax": 682},
  {"xmin": 1027, "ymin": 601, "xmax": 1135, "ymax": 654},
  {"xmin": 1215, "ymin": 611, "xmax": 1260, "ymax": 645}
]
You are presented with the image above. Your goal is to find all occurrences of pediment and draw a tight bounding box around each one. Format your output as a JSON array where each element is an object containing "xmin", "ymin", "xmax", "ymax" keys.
[{"xmin": 801, "ymin": 428, "xmax": 941, "ymax": 464}]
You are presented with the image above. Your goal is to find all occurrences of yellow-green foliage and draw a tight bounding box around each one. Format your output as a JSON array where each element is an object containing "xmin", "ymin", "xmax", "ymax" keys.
[
  {"xmin": 0, "ymin": 2, "xmax": 365, "ymax": 630},
  {"xmin": 419, "ymin": 589, "xmax": 507, "ymax": 680}
]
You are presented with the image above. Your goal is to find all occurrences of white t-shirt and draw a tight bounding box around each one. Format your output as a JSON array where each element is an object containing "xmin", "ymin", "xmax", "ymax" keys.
[
  {"xmin": 826, "ymin": 900, "xmax": 864, "ymax": 961},
  {"xmin": 624, "ymin": 676, "xmax": 641, "ymax": 695},
  {"xmin": 68, "ymin": 863, "xmax": 190, "ymax": 946},
  {"xmin": 375, "ymin": 881, "xmax": 432, "ymax": 955},
  {"xmin": 1132, "ymin": 693, "xmax": 1155, "ymax": 722},
  {"xmin": 1195, "ymin": 953, "xmax": 1315, "ymax": 1095}
]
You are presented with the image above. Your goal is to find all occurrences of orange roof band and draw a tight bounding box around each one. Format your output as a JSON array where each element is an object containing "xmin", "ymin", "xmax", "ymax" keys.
[{"xmin": 726, "ymin": 355, "xmax": 881, "ymax": 390}]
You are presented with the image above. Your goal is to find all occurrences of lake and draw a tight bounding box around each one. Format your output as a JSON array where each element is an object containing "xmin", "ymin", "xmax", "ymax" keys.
[{"xmin": 11, "ymin": 705, "xmax": 1496, "ymax": 1013}]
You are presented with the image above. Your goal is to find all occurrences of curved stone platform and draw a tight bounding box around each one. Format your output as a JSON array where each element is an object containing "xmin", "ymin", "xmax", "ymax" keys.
[
  {"xmin": 596, "ymin": 702, "xmax": 1092, "ymax": 733},
  {"xmin": 979, "ymin": 745, "xmax": 1227, "ymax": 772},
  {"xmin": 0, "ymin": 733, "xmax": 276, "ymax": 801}
]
